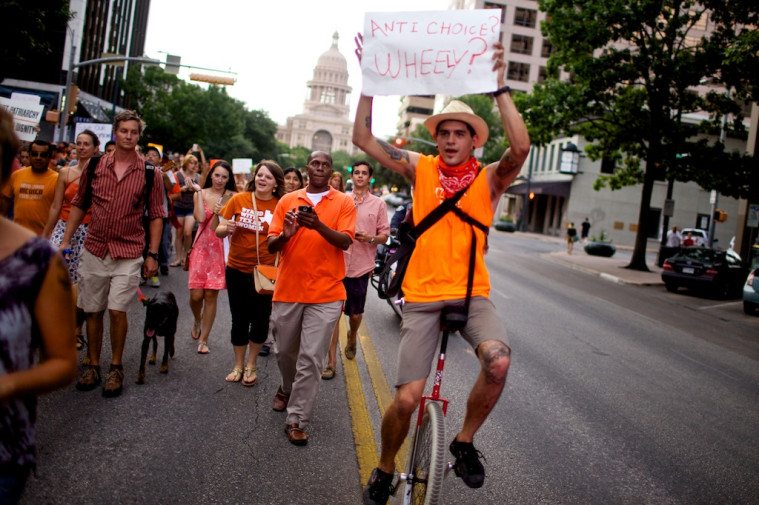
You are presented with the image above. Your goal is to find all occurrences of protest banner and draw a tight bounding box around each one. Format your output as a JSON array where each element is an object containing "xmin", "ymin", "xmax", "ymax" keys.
[
  {"xmin": 0, "ymin": 94, "xmax": 45, "ymax": 142},
  {"xmin": 74, "ymin": 122, "xmax": 112, "ymax": 149},
  {"xmin": 361, "ymin": 9, "xmax": 503, "ymax": 96},
  {"xmin": 232, "ymin": 158, "xmax": 253, "ymax": 174}
]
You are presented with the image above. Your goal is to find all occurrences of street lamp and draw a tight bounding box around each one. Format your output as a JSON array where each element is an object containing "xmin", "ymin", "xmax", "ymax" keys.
[{"xmin": 57, "ymin": 52, "xmax": 161, "ymax": 141}]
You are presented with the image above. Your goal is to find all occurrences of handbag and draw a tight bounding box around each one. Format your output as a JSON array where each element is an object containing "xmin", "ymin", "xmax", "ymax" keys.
[{"xmin": 251, "ymin": 193, "xmax": 279, "ymax": 295}]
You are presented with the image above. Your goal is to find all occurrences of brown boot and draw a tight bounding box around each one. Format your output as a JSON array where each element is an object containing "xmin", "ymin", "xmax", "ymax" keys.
[
  {"xmin": 102, "ymin": 365, "xmax": 124, "ymax": 398},
  {"xmin": 75, "ymin": 365, "xmax": 101, "ymax": 391}
]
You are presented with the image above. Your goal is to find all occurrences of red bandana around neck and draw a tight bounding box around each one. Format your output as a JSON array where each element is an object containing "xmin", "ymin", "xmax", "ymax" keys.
[{"xmin": 437, "ymin": 156, "xmax": 480, "ymax": 198}]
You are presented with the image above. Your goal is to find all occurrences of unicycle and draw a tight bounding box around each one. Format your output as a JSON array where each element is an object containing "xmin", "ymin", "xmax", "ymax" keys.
[{"xmin": 400, "ymin": 305, "xmax": 468, "ymax": 505}]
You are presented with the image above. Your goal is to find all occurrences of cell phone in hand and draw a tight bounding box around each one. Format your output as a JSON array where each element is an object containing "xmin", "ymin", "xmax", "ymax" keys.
[
  {"xmin": 298, "ymin": 205, "xmax": 312, "ymax": 213},
  {"xmin": 192, "ymin": 143, "xmax": 199, "ymax": 151}
]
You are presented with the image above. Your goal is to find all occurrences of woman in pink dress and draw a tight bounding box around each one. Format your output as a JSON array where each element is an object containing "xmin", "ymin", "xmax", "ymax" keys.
[{"xmin": 188, "ymin": 161, "xmax": 236, "ymax": 354}]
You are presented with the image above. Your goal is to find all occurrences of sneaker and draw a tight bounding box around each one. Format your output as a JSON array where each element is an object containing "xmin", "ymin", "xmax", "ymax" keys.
[
  {"xmin": 449, "ymin": 439, "xmax": 486, "ymax": 488},
  {"xmin": 102, "ymin": 366, "xmax": 125, "ymax": 398},
  {"xmin": 362, "ymin": 467, "xmax": 396, "ymax": 505},
  {"xmin": 147, "ymin": 276, "xmax": 161, "ymax": 287},
  {"xmin": 258, "ymin": 344, "xmax": 271, "ymax": 357},
  {"xmin": 75, "ymin": 365, "xmax": 101, "ymax": 391}
]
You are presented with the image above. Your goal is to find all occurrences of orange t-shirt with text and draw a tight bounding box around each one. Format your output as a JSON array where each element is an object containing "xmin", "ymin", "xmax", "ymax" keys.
[
  {"xmin": 402, "ymin": 155, "xmax": 493, "ymax": 303},
  {"xmin": 268, "ymin": 188, "xmax": 356, "ymax": 303},
  {"xmin": 1, "ymin": 167, "xmax": 58, "ymax": 235},
  {"xmin": 220, "ymin": 192, "xmax": 278, "ymax": 274}
]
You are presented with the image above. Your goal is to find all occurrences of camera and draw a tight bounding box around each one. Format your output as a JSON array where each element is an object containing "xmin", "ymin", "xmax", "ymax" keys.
[{"xmin": 298, "ymin": 205, "xmax": 312, "ymax": 213}]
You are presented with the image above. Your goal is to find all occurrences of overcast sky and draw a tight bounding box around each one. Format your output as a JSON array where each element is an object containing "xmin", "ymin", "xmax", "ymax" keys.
[{"xmin": 143, "ymin": 0, "xmax": 451, "ymax": 140}]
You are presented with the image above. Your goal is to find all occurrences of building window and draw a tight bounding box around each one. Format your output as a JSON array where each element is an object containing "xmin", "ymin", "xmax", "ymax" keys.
[
  {"xmin": 507, "ymin": 61, "xmax": 530, "ymax": 82},
  {"xmin": 600, "ymin": 157, "xmax": 615, "ymax": 174},
  {"xmin": 320, "ymin": 88, "xmax": 336, "ymax": 104},
  {"xmin": 541, "ymin": 40, "xmax": 554, "ymax": 58},
  {"xmin": 514, "ymin": 7, "xmax": 537, "ymax": 28},
  {"xmin": 511, "ymin": 34, "xmax": 534, "ymax": 55},
  {"xmin": 538, "ymin": 66, "xmax": 548, "ymax": 83}
]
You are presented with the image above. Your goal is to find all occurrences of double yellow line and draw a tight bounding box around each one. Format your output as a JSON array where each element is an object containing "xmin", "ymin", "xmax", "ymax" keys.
[{"xmin": 336, "ymin": 317, "xmax": 409, "ymax": 482}]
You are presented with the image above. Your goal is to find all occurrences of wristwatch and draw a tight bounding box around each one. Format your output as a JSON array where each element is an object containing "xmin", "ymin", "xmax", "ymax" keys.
[
  {"xmin": 492, "ymin": 85, "xmax": 512, "ymax": 97},
  {"xmin": 146, "ymin": 251, "xmax": 159, "ymax": 261}
]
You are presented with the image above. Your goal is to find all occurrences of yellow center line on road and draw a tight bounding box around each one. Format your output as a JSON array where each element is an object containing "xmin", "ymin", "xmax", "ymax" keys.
[{"xmin": 339, "ymin": 316, "xmax": 410, "ymax": 483}]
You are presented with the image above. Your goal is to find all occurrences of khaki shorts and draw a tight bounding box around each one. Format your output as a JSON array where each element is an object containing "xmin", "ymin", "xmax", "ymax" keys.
[
  {"xmin": 78, "ymin": 250, "xmax": 143, "ymax": 312},
  {"xmin": 396, "ymin": 297, "xmax": 509, "ymax": 386}
]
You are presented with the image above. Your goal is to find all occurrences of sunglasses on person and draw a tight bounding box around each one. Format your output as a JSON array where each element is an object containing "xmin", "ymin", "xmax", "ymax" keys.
[{"xmin": 30, "ymin": 151, "xmax": 51, "ymax": 158}]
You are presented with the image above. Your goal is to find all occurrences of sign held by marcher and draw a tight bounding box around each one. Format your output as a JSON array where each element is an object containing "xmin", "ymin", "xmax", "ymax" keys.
[{"xmin": 361, "ymin": 9, "xmax": 502, "ymax": 96}]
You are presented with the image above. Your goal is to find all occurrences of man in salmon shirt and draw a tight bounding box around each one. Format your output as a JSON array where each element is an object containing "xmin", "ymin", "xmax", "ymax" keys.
[
  {"xmin": 353, "ymin": 38, "xmax": 530, "ymax": 503},
  {"xmin": 267, "ymin": 150, "xmax": 356, "ymax": 446}
]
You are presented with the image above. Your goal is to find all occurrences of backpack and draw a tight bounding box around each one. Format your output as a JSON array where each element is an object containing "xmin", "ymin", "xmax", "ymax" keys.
[{"xmin": 80, "ymin": 155, "xmax": 155, "ymax": 214}]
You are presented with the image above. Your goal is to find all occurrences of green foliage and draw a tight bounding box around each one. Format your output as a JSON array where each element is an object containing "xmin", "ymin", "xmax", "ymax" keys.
[
  {"xmin": 590, "ymin": 230, "xmax": 612, "ymax": 243},
  {"xmin": 122, "ymin": 66, "xmax": 281, "ymax": 161},
  {"xmin": 0, "ymin": 1, "xmax": 71, "ymax": 82},
  {"xmin": 525, "ymin": 0, "xmax": 758, "ymax": 269}
]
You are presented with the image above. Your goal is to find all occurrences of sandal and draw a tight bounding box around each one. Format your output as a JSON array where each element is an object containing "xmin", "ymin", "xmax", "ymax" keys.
[
  {"xmin": 243, "ymin": 366, "xmax": 257, "ymax": 387},
  {"xmin": 225, "ymin": 368, "xmax": 243, "ymax": 382},
  {"xmin": 321, "ymin": 366, "xmax": 336, "ymax": 380},
  {"xmin": 169, "ymin": 260, "xmax": 182, "ymax": 267},
  {"xmin": 197, "ymin": 342, "xmax": 209, "ymax": 354},
  {"xmin": 191, "ymin": 320, "xmax": 201, "ymax": 340}
]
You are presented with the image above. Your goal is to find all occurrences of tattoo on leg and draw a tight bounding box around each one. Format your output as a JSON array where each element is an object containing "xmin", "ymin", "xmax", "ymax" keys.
[
  {"xmin": 482, "ymin": 342, "xmax": 510, "ymax": 384},
  {"xmin": 364, "ymin": 115, "xmax": 372, "ymax": 129},
  {"xmin": 378, "ymin": 139, "xmax": 409, "ymax": 163}
]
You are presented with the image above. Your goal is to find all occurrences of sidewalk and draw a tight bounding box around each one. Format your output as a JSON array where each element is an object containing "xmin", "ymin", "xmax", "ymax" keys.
[{"xmin": 517, "ymin": 231, "xmax": 664, "ymax": 286}]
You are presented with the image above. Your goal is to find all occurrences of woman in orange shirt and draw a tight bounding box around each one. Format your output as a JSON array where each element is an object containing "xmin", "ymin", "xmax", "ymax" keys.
[
  {"xmin": 42, "ymin": 129, "xmax": 98, "ymax": 349},
  {"xmin": 215, "ymin": 160, "xmax": 284, "ymax": 385}
]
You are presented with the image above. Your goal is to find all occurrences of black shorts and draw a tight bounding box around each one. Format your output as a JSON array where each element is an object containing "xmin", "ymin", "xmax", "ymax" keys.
[{"xmin": 343, "ymin": 274, "xmax": 370, "ymax": 316}]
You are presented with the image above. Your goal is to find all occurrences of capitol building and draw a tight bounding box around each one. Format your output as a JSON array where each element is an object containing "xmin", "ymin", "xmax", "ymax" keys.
[{"xmin": 276, "ymin": 33, "xmax": 356, "ymax": 155}]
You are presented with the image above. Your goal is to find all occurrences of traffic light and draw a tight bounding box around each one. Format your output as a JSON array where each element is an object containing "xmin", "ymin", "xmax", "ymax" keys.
[
  {"xmin": 345, "ymin": 165, "xmax": 352, "ymax": 173},
  {"xmin": 713, "ymin": 209, "xmax": 728, "ymax": 222},
  {"xmin": 189, "ymin": 73, "xmax": 236, "ymax": 85},
  {"xmin": 393, "ymin": 137, "xmax": 407, "ymax": 148}
]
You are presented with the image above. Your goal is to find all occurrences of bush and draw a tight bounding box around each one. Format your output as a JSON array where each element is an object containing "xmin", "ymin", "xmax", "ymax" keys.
[{"xmin": 590, "ymin": 230, "xmax": 612, "ymax": 243}]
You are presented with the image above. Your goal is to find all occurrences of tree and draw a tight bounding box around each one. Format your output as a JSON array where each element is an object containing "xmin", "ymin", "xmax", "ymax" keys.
[
  {"xmin": 0, "ymin": 1, "xmax": 71, "ymax": 83},
  {"xmin": 523, "ymin": 0, "xmax": 758, "ymax": 271},
  {"xmin": 123, "ymin": 66, "xmax": 281, "ymax": 161}
]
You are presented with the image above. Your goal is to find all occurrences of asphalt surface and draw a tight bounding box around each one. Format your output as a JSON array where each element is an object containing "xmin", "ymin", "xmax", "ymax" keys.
[{"xmin": 20, "ymin": 230, "xmax": 759, "ymax": 504}]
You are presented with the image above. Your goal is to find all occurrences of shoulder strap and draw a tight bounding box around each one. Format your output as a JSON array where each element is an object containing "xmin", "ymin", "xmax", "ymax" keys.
[
  {"xmin": 144, "ymin": 161, "xmax": 155, "ymax": 215},
  {"xmin": 80, "ymin": 155, "xmax": 102, "ymax": 213},
  {"xmin": 406, "ymin": 185, "xmax": 468, "ymax": 243}
]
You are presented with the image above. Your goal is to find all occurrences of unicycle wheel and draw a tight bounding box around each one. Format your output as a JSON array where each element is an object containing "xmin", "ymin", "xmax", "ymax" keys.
[{"xmin": 409, "ymin": 401, "xmax": 445, "ymax": 505}]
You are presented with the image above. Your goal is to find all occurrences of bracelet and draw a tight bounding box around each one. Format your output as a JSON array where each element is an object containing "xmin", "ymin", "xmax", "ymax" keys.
[{"xmin": 492, "ymin": 85, "xmax": 511, "ymax": 98}]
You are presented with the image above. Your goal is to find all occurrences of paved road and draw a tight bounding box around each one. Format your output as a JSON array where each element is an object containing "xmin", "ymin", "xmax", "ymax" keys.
[{"xmin": 22, "ymin": 231, "xmax": 759, "ymax": 504}]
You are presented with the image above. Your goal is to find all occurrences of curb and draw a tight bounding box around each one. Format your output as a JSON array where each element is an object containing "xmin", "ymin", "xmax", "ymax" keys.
[{"xmin": 543, "ymin": 253, "xmax": 664, "ymax": 286}]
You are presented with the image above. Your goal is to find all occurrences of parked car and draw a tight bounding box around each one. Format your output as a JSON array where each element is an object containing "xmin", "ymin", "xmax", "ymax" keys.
[
  {"xmin": 681, "ymin": 227, "xmax": 707, "ymax": 247},
  {"xmin": 743, "ymin": 268, "xmax": 759, "ymax": 315},
  {"xmin": 661, "ymin": 247, "xmax": 748, "ymax": 299}
]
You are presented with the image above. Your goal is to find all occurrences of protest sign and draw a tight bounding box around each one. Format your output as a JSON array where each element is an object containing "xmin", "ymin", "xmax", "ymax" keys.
[
  {"xmin": 232, "ymin": 158, "xmax": 253, "ymax": 174},
  {"xmin": 75, "ymin": 122, "xmax": 112, "ymax": 149},
  {"xmin": 0, "ymin": 95, "xmax": 45, "ymax": 142},
  {"xmin": 361, "ymin": 9, "xmax": 502, "ymax": 96}
]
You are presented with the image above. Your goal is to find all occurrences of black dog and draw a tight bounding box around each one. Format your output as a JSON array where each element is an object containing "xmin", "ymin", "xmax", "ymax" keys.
[{"xmin": 137, "ymin": 291, "xmax": 178, "ymax": 385}]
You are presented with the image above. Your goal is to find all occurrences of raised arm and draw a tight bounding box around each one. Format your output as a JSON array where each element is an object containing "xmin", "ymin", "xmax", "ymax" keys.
[
  {"xmin": 485, "ymin": 42, "xmax": 531, "ymax": 202},
  {"xmin": 351, "ymin": 33, "xmax": 419, "ymax": 182}
]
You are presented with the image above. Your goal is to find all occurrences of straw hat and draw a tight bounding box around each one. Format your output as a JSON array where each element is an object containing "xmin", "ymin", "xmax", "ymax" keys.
[{"xmin": 423, "ymin": 100, "xmax": 489, "ymax": 148}]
